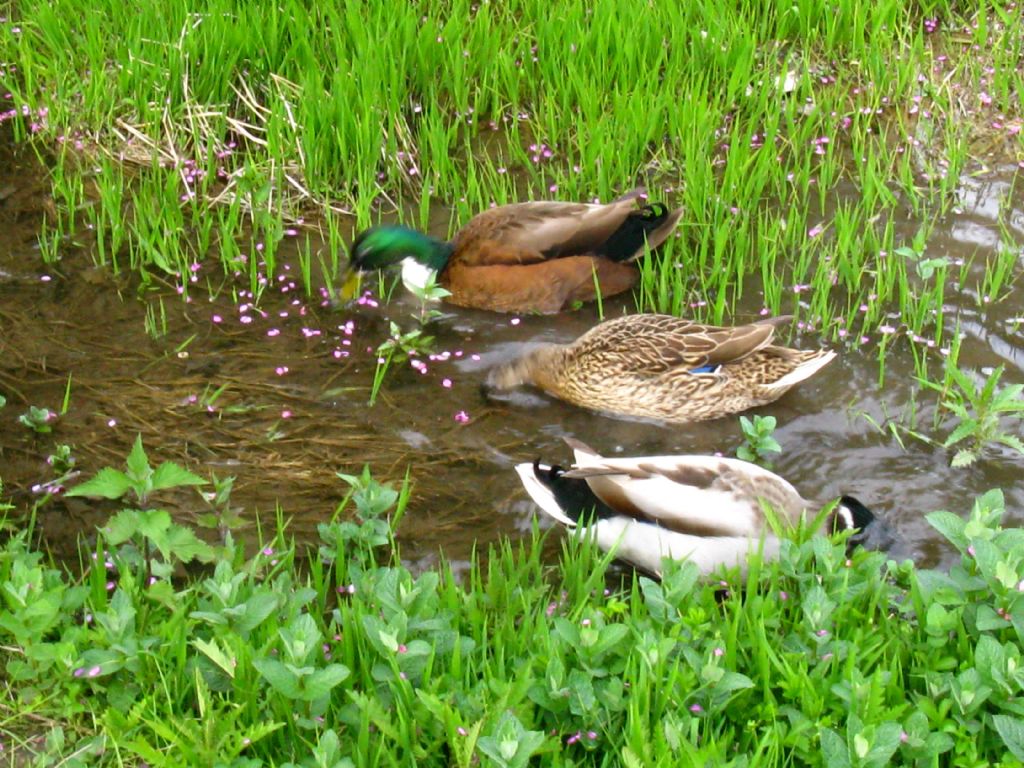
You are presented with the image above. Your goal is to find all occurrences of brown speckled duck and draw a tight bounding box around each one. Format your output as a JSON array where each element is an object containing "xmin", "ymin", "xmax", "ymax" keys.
[
  {"xmin": 343, "ymin": 188, "xmax": 683, "ymax": 314},
  {"xmin": 515, "ymin": 438, "xmax": 879, "ymax": 576},
  {"xmin": 487, "ymin": 313, "xmax": 836, "ymax": 423}
]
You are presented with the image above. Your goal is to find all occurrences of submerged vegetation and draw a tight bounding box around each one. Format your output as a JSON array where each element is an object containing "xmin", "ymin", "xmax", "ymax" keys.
[{"xmin": 4, "ymin": 449, "xmax": 1024, "ymax": 765}]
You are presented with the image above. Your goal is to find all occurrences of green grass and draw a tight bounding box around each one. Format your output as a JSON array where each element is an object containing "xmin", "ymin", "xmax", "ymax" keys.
[
  {"xmin": 1, "ymin": 1, "xmax": 1021, "ymax": 362},
  {"xmin": 3, "ymin": 445, "xmax": 1024, "ymax": 766}
]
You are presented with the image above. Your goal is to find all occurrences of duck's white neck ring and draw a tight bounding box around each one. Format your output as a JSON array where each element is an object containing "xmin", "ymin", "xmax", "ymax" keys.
[{"xmin": 400, "ymin": 257, "xmax": 440, "ymax": 297}]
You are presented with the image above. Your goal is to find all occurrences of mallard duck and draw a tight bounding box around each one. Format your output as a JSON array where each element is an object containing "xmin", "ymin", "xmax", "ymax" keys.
[
  {"xmin": 486, "ymin": 313, "xmax": 835, "ymax": 423},
  {"xmin": 515, "ymin": 438, "xmax": 879, "ymax": 576},
  {"xmin": 343, "ymin": 188, "xmax": 683, "ymax": 314}
]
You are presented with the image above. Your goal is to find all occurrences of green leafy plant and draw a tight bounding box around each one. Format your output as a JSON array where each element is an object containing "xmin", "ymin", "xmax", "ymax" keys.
[
  {"xmin": 253, "ymin": 613, "xmax": 351, "ymax": 706},
  {"xmin": 319, "ymin": 465, "xmax": 411, "ymax": 572},
  {"xmin": 736, "ymin": 414, "xmax": 781, "ymax": 466},
  {"xmin": 476, "ymin": 712, "xmax": 546, "ymax": 768},
  {"xmin": 18, "ymin": 405, "xmax": 57, "ymax": 434},
  {"xmin": 28, "ymin": 443, "xmax": 79, "ymax": 497},
  {"xmin": 894, "ymin": 244, "xmax": 950, "ymax": 280},
  {"xmin": 47, "ymin": 444, "xmax": 76, "ymax": 476},
  {"xmin": 369, "ymin": 321, "xmax": 437, "ymax": 406},
  {"xmin": 921, "ymin": 364, "xmax": 1024, "ymax": 467},
  {"xmin": 66, "ymin": 434, "xmax": 206, "ymax": 505},
  {"xmin": 195, "ymin": 472, "xmax": 246, "ymax": 539},
  {"xmin": 5, "ymin": 441, "xmax": 1024, "ymax": 765},
  {"xmin": 408, "ymin": 270, "xmax": 452, "ymax": 324},
  {"xmin": 65, "ymin": 434, "xmax": 214, "ymax": 584}
]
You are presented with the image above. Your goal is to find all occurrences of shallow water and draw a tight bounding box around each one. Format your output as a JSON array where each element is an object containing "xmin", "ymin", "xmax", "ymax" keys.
[{"xmin": 1, "ymin": 136, "xmax": 1022, "ymax": 573}]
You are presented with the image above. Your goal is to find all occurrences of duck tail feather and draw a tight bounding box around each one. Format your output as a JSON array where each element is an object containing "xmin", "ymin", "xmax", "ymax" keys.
[
  {"xmin": 562, "ymin": 436, "xmax": 601, "ymax": 459},
  {"xmin": 610, "ymin": 186, "xmax": 648, "ymax": 204},
  {"xmin": 754, "ymin": 314, "xmax": 793, "ymax": 329},
  {"xmin": 764, "ymin": 350, "xmax": 836, "ymax": 391},
  {"xmin": 514, "ymin": 462, "xmax": 579, "ymax": 527},
  {"xmin": 596, "ymin": 202, "xmax": 682, "ymax": 262}
]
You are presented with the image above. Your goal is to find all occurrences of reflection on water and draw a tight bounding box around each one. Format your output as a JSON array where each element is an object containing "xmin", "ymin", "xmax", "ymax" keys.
[{"xmin": 1, "ymin": 138, "xmax": 1022, "ymax": 573}]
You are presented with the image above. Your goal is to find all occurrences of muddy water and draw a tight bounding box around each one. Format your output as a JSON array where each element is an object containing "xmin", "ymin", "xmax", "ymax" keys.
[{"xmin": 2, "ymin": 138, "xmax": 1023, "ymax": 573}]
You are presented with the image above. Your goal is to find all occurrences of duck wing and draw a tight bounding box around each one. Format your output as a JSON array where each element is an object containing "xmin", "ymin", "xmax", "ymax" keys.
[
  {"xmin": 453, "ymin": 190, "xmax": 652, "ymax": 265},
  {"xmin": 570, "ymin": 314, "xmax": 792, "ymax": 373},
  {"xmin": 563, "ymin": 445, "xmax": 807, "ymax": 537}
]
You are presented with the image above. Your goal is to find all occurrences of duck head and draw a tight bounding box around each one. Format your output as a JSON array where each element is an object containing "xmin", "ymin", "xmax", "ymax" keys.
[
  {"xmin": 343, "ymin": 226, "xmax": 455, "ymax": 299},
  {"xmin": 348, "ymin": 226, "xmax": 453, "ymax": 273},
  {"xmin": 833, "ymin": 495, "xmax": 894, "ymax": 550}
]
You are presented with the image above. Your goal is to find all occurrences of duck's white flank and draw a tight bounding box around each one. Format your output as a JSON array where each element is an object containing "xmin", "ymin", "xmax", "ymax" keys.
[{"xmin": 594, "ymin": 517, "xmax": 781, "ymax": 576}]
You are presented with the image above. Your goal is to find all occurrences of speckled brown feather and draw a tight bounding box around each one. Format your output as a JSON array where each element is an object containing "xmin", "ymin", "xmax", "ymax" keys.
[{"xmin": 486, "ymin": 314, "xmax": 836, "ymax": 423}]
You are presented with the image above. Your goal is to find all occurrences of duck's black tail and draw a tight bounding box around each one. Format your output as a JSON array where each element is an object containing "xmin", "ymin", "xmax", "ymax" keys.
[
  {"xmin": 597, "ymin": 203, "xmax": 684, "ymax": 262},
  {"xmin": 532, "ymin": 461, "xmax": 618, "ymax": 524}
]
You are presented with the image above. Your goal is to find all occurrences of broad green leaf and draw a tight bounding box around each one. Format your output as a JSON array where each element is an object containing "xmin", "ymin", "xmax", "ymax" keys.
[
  {"xmin": 164, "ymin": 524, "xmax": 216, "ymax": 563},
  {"xmin": 713, "ymin": 670, "xmax": 754, "ymax": 698},
  {"xmin": 926, "ymin": 511, "xmax": 967, "ymax": 549},
  {"xmin": 996, "ymin": 560, "xmax": 1019, "ymax": 590},
  {"xmin": 924, "ymin": 732, "xmax": 954, "ymax": 756},
  {"xmin": 820, "ymin": 729, "xmax": 851, "ymax": 768},
  {"xmin": 151, "ymin": 462, "xmax": 207, "ymax": 490},
  {"xmin": 552, "ymin": 618, "xmax": 580, "ymax": 647},
  {"xmin": 65, "ymin": 467, "xmax": 133, "ymax": 499},
  {"xmin": 950, "ymin": 449, "xmax": 977, "ymax": 468},
  {"xmin": 252, "ymin": 657, "xmax": 302, "ymax": 699},
  {"xmin": 567, "ymin": 669, "xmax": 596, "ymax": 716},
  {"xmin": 193, "ymin": 637, "xmax": 236, "ymax": 679},
  {"xmin": 477, "ymin": 713, "xmax": 546, "ymax": 768},
  {"xmin": 925, "ymin": 603, "xmax": 956, "ymax": 635},
  {"xmin": 975, "ymin": 604, "xmax": 1009, "ymax": 632},
  {"xmin": 993, "ymin": 714, "xmax": 1024, "ymax": 761},
  {"xmin": 971, "ymin": 539, "xmax": 1001, "ymax": 582},
  {"xmin": 302, "ymin": 664, "xmax": 351, "ymax": 700},
  {"xmin": 593, "ymin": 623, "xmax": 630, "ymax": 658},
  {"xmin": 234, "ymin": 592, "xmax": 281, "ymax": 634},
  {"xmin": 974, "ymin": 635, "xmax": 1003, "ymax": 676},
  {"xmin": 101, "ymin": 509, "xmax": 141, "ymax": 544},
  {"xmin": 134, "ymin": 510, "xmax": 173, "ymax": 548},
  {"xmin": 866, "ymin": 722, "xmax": 904, "ymax": 766},
  {"xmin": 125, "ymin": 434, "xmax": 152, "ymax": 483},
  {"xmin": 311, "ymin": 729, "xmax": 344, "ymax": 767}
]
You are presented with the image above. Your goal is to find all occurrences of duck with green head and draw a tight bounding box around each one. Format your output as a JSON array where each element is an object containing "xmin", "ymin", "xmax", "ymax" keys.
[{"xmin": 343, "ymin": 188, "xmax": 683, "ymax": 314}]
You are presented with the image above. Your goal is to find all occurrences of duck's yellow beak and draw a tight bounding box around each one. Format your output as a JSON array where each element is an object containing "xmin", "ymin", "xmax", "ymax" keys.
[{"xmin": 339, "ymin": 268, "xmax": 363, "ymax": 301}]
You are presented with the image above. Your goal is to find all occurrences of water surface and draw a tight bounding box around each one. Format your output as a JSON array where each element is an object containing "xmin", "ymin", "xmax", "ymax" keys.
[{"xmin": 1, "ymin": 138, "xmax": 1022, "ymax": 573}]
